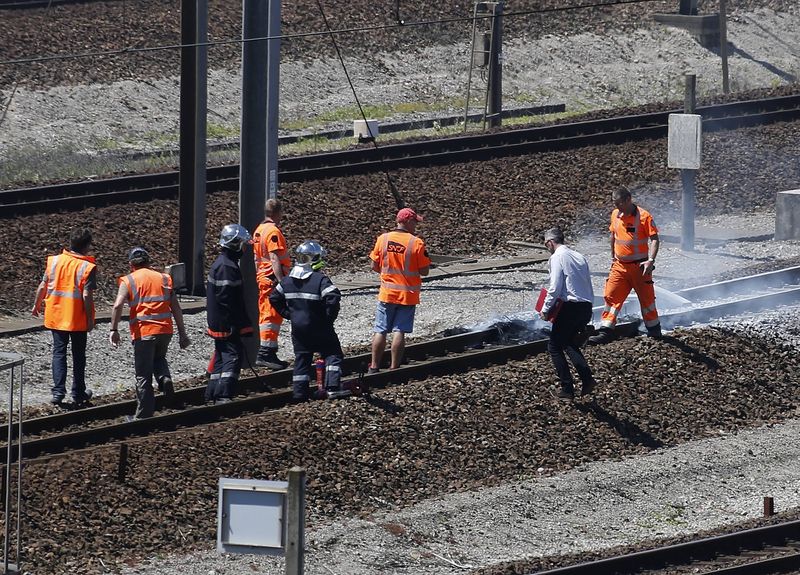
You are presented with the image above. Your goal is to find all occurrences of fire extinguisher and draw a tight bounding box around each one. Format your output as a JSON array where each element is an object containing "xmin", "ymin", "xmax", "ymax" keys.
[{"xmin": 315, "ymin": 358, "xmax": 325, "ymax": 394}]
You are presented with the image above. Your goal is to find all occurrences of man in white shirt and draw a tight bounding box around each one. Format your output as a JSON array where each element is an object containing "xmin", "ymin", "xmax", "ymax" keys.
[{"xmin": 540, "ymin": 227, "xmax": 599, "ymax": 401}]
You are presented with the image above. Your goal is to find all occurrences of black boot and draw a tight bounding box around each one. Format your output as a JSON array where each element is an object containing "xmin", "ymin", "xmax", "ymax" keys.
[
  {"xmin": 587, "ymin": 328, "xmax": 614, "ymax": 345},
  {"xmin": 647, "ymin": 323, "xmax": 662, "ymax": 339}
]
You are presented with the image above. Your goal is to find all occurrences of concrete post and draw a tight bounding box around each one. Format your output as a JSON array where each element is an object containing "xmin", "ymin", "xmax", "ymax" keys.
[
  {"xmin": 178, "ymin": 0, "xmax": 208, "ymax": 296},
  {"xmin": 239, "ymin": 0, "xmax": 274, "ymax": 361},
  {"xmin": 681, "ymin": 74, "xmax": 696, "ymax": 252},
  {"xmin": 285, "ymin": 467, "xmax": 305, "ymax": 575},
  {"xmin": 719, "ymin": 0, "xmax": 730, "ymax": 94},
  {"xmin": 486, "ymin": 2, "xmax": 503, "ymax": 129}
]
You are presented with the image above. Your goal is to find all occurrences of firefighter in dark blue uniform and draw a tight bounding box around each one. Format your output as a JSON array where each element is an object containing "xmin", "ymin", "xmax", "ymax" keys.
[
  {"xmin": 205, "ymin": 224, "xmax": 254, "ymax": 404},
  {"xmin": 269, "ymin": 241, "xmax": 345, "ymax": 400}
]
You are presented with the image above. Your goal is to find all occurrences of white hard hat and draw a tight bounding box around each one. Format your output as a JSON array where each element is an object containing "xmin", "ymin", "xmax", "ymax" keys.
[
  {"xmin": 219, "ymin": 224, "xmax": 252, "ymax": 252},
  {"xmin": 294, "ymin": 240, "xmax": 327, "ymax": 270}
]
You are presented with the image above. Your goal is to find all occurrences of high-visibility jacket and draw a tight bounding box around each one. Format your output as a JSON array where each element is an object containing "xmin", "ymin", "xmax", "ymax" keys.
[
  {"xmin": 369, "ymin": 229, "xmax": 431, "ymax": 306},
  {"xmin": 120, "ymin": 268, "xmax": 174, "ymax": 340},
  {"xmin": 610, "ymin": 206, "xmax": 658, "ymax": 263},
  {"xmin": 42, "ymin": 250, "xmax": 97, "ymax": 332},
  {"xmin": 253, "ymin": 220, "xmax": 290, "ymax": 283}
]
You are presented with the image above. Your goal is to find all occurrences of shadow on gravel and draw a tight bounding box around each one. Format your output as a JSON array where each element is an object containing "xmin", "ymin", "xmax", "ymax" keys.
[
  {"xmin": 363, "ymin": 393, "xmax": 403, "ymax": 415},
  {"xmin": 575, "ymin": 401, "xmax": 664, "ymax": 449},
  {"xmin": 660, "ymin": 335, "xmax": 720, "ymax": 371}
]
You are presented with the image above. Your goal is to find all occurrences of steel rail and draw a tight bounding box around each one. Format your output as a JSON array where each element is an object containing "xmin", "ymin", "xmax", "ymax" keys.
[
  {"xmin": 4, "ymin": 266, "xmax": 800, "ymax": 461},
  {"xmin": 529, "ymin": 521, "xmax": 800, "ymax": 575},
  {"xmin": 2, "ymin": 95, "xmax": 799, "ymax": 216}
]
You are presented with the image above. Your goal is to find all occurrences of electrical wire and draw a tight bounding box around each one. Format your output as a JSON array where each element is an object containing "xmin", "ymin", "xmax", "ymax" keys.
[
  {"xmin": 315, "ymin": 0, "xmax": 406, "ymax": 209},
  {"xmin": 0, "ymin": 0, "xmax": 55, "ymax": 129},
  {"xmin": 0, "ymin": 0, "xmax": 670, "ymax": 68}
]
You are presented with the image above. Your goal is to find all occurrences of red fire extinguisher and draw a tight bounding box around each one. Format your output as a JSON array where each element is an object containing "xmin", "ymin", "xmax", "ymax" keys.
[{"xmin": 315, "ymin": 358, "xmax": 325, "ymax": 394}]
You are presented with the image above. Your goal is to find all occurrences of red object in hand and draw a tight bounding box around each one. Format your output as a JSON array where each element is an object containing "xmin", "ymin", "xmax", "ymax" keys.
[{"xmin": 535, "ymin": 288, "xmax": 563, "ymax": 322}]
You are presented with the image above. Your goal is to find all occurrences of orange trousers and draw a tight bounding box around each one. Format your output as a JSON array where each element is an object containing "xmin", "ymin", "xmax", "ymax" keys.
[
  {"xmin": 599, "ymin": 260, "xmax": 660, "ymax": 329},
  {"xmin": 257, "ymin": 278, "xmax": 283, "ymax": 349}
]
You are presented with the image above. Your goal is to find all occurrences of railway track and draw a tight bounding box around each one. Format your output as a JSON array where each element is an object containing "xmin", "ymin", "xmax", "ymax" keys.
[
  {"xmin": 3, "ymin": 265, "xmax": 800, "ymax": 463},
  {"xmin": 2, "ymin": 95, "xmax": 799, "ymax": 216},
  {"xmin": 533, "ymin": 519, "xmax": 800, "ymax": 575}
]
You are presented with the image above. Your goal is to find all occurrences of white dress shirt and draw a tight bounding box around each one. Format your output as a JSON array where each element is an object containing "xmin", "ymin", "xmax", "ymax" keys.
[{"xmin": 543, "ymin": 244, "xmax": 594, "ymax": 314}]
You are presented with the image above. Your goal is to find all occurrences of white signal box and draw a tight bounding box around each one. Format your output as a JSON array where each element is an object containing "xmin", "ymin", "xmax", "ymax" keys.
[
  {"xmin": 217, "ymin": 478, "xmax": 288, "ymax": 556},
  {"xmin": 667, "ymin": 113, "xmax": 702, "ymax": 170}
]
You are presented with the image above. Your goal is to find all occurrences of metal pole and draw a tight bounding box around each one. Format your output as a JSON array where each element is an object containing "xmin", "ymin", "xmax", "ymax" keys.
[
  {"xmin": 681, "ymin": 74, "xmax": 696, "ymax": 252},
  {"xmin": 178, "ymin": 0, "xmax": 209, "ymax": 296},
  {"xmin": 285, "ymin": 466, "xmax": 305, "ymax": 575},
  {"xmin": 486, "ymin": 2, "xmax": 503, "ymax": 129},
  {"xmin": 719, "ymin": 0, "xmax": 730, "ymax": 94},
  {"xmin": 679, "ymin": 0, "xmax": 697, "ymax": 15},
  {"xmin": 240, "ymin": 0, "xmax": 271, "ymax": 363},
  {"xmin": 4, "ymin": 366, "xmax": 13, "ymax": 573},
  {"xmin": 15, "ymin": 364, "xmax": 22, "ymax": 572},
  {"xmin": 265, "ymin": 0, "xmax": 281, "ymax": 201}
]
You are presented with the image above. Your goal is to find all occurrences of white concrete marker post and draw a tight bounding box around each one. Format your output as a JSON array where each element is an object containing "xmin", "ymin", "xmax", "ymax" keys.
[{"xmin": 668, "ymin": 74, "xmax": 702, "ymax": 252}]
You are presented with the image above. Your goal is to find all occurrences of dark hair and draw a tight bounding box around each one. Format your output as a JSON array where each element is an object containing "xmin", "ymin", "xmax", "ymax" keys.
[
  {"xmin": 612, "ymin": 186, "xmax": 632, "ymax": 201},
  {"xmin": 543, "ymin": 226, "xmax": 565, "ymax": 244},
  {"xmin": 69, "ymin": 228, "xmax": 93, "ymax": 253}
]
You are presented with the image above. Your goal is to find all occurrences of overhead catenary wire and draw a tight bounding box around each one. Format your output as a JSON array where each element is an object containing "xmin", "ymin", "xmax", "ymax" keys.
[
  {"xmin": 315, "ymin": 0, "xmax": 407, "ymax": 209},
  {"xmin": 0, "ymin": 0, "xmax": 670, "ymax": 68}
]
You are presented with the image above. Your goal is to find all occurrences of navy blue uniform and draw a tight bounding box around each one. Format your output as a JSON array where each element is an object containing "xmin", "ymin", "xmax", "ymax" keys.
[
  {"xmin": 206, "ymin": 248, "xmax": 253, "ymax": 401},
  {"xmin": 270, "ymin": 269, "xmax": 343, "ymax": 399}
]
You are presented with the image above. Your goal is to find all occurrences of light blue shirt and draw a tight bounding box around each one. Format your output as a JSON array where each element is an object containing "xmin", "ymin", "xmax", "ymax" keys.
[{"xmin": 543, "ymin": 244, "xmax": 594, "ymax": 314}]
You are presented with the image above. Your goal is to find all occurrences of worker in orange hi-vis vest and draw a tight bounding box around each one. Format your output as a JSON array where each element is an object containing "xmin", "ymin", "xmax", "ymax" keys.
[
  {"xmin": 587, "ymin": 186, "xmax": 662, "ymax": 345},
  {"xmin": 109, "ymin": 247, "xmax": 191, "ymax": 419},
  {"xmin": 31, "ymin": 228, "xmax": 97, "ymax": 408},
  {"xmin": 368, "ymin": 207, "xmax": 431, "ymax": 373},
  {"xmin": 252, "ymin": 198, "xmax": 292, "ymax": 370}
]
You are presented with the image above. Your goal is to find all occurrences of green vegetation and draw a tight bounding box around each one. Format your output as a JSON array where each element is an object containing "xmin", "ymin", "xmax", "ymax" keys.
[{"xmin": 0, "ymin": 98, "xmax": 586, "ymax": 188}]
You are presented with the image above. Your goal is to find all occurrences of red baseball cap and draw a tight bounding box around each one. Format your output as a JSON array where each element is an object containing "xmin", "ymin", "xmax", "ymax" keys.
[{"xmin": 396, "ymin": 207, "xmax": 423, "ymax": 222}]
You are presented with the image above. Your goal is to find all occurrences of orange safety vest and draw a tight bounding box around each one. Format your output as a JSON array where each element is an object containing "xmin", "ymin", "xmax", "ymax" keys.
[
  {"xmin": 120, "ymin": 268, "xmax": 174, "ymax": 340},
  {"xmin": 372, "ymin": 230, "xmax": 429, "ymax": 306},
  {"xmin": 43, "ymin": 250, "xmax": 96, "ymax": 332},
  {"xmin": 253, "ymin": 220, "xmax": 290, "ymax": 281},
  {"xmin": 610, "ymin": 206, "xmax": 658, "ymax": 263}
]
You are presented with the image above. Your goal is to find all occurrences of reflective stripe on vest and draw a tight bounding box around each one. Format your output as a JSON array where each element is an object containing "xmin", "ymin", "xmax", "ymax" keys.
[
  {"xmin": 284, "ymin": 292, "xmax": 322, "ymax": 301},
  {"xmin": 612, "ymin": 208, "xmax": 650, "ymax": 262},
  {"xmin": 123, "ymin": 269, "xmax": 173, "ymax": 339},
  {"xmin": 43, "ymin": 250, "xmax": 96, "ymax": 332}
]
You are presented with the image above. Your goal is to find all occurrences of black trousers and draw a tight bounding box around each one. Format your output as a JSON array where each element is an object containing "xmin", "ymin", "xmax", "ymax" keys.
[
  {"xmin": 205, "ymin": 336, "xmax": 243, "ymax": 401},
  {"xmin": 291, "ymin": 329, "xmax": 343, "ymax": 399},
  {"xmin": 548, "ymin": 301, "xmax": 594, "ymax": 393}
]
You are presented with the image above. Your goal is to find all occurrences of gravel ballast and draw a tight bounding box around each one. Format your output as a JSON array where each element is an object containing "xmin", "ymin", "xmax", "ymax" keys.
[{"xmin": 2, "ymin": 1, "xmax": 800, "ymax": 573}]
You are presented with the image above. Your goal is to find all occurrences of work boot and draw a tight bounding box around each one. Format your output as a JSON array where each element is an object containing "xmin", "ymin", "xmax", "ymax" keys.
[
  {"xmin": 326, "ymin": 387, "xmax": 351, "ymax": 399},
  {"xmin": 647, "ymin": 324, "xmax": 662, "ymax": 339},
  {"xmin": 581, "ymin": 379, "xmax": 600, "ymax": 397},
  {"xmin": 157, "ymin": 376, "xmax": 175, "ymax": 399},
  {"xmin": 73, "ymin": 389, "xmax": 93, "ymax": 408},
  {"xmin": 256, "ymin": 350, "xmax": 289, "ymax": 370},
  {"xmin": 556, "ymin": 388, "xmax": 574, "ymax": 401},
  {"xmin": 51, "ymin": 395, "xmax": 65, "ymax": 406},
  {"xmin": 587, "ymin": 328, "xmax": 614, "ymax": 345}
]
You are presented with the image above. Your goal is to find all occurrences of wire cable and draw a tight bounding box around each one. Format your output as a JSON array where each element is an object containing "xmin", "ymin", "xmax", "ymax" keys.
[
  {"xmin": 0, "ymin": 0, "xmax": 670, "ymax": 68},
  {"xmin": 315, "ymin": 0, "xmax": 406, "ymax": 209}
]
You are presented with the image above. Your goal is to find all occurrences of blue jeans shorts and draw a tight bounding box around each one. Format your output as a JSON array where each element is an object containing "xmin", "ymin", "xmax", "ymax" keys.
[{"xmin": 373, "ymin": 301, "xmax": 416, "ymax": 334}]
